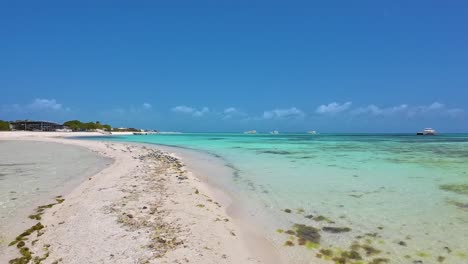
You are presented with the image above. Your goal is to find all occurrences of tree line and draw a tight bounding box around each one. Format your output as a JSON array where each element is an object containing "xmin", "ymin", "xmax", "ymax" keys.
[
  {"xmin": 63, "ymin": 120, "xmax": 112, "ymax": 131},
  {"xmin": 0, "ymin": 120, "xmax": 10, "ymax": 131}
]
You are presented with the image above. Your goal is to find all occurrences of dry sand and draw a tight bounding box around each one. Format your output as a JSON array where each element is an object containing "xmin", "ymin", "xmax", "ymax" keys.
[{"xmin": 0, "ymin": 132, "xmax": 279, "ymax": 264}]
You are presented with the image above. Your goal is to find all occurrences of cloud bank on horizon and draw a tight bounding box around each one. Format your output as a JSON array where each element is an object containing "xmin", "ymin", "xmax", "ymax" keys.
[{"xmin": 0, "ymin": 98, "xmax": 465, "ymax": 132}]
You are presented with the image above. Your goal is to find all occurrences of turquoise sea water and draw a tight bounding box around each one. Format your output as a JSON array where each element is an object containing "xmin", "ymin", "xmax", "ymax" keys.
[{"xmin": 89, "ymin": 133, "xmax": 468, "ymax": 264}]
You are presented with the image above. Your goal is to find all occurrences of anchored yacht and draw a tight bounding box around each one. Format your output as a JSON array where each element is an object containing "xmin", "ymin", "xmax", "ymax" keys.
[{"xmin": 417, "ymin": 128, "xmax": 437, "ymax": 135}]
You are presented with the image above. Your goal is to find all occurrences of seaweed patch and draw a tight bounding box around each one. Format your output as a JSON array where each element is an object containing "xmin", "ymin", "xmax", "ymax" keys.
[
  {"xmin": 322, "ymin": 226, "xmax": 351, "ymax": 233},
  {"xmin": 8, "ymin": 196, "xmax": 65, "ymax": 263},
  {"xmin": 293, "ymin": 224, "xmax": 321, "ymax": 244},
  {"xmin": 439, "ymin": 184, "xmax": 468, "ymax": 195},
  {"xmin": 312, "ymin": 215, "xmax": 334, "ymax": 223}
]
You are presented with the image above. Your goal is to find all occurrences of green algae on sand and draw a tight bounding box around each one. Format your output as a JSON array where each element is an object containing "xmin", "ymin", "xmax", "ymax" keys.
[{"xmin": 9, "ymin": 223, "xmax": 44, "ymax": 247}]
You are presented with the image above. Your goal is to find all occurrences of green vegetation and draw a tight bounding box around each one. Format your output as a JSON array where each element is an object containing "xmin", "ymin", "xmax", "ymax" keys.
[
  {"xmin": 63, "ymin": 120, "xmax": 112, "ymax": 131},
  {"xmin": 0, "ymin": 120, "xmax": 11, "ymax": 131}
]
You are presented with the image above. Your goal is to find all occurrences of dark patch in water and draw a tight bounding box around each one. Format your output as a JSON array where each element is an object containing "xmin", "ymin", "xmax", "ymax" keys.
[
  {"xmin": 440, "ymin": 184, "xmax": 468, "ymax": 195},
  {"xmin": 246, "ymin": 181, "xmax": 256, "ymax": 191},
  {"xmin": 233, "ymin": 171, "xmax": 241, "ymax": 179},
  {"xmin": 322, "ymin": 226, "xmax": 351, "ymax": 233},
  {"xmin": 447, "ymin": 200, "xmax": 468, "ymax": 210},
  {"xmin": 297, "ymin": 156, "xmax": 315, "ymax": 159},
  {"xmin": 293, "ymin": 224, "xmax": 321, "ymax": 243},
  {"xmin": 258, "ymin": 150, "xmax": 292, "ymax": 155}
]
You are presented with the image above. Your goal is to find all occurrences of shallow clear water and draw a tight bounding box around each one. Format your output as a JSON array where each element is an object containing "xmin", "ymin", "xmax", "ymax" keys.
[{"xmin": 90, "ymin": 133, "xmax": 468, "ymax": 264}]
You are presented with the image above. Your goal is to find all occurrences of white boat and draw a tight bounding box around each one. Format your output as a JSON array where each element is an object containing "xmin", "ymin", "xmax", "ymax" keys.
[
  {"xmin": 417, "ymin": 128, "xmax": 437, "ymax": 135},
  {"xmin": 244, "ymin": 130, "xmax": 257, "ymax": 134},
  {"xmin": 270, "ymin": 130, "xmax": 279, "ymax": 135},
  {"xmin": 307, "ymin": 130, "xmax": 317, "ymax": 135}
]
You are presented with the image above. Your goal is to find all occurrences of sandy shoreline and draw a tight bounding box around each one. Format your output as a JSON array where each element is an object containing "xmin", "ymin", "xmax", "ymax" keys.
[{"xmin": 0, "ymin": 132, "xmax": 279, "ymax": 264}]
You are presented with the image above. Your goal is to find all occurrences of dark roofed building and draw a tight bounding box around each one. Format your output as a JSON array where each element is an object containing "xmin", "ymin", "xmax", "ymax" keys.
[{"xmin": 10, "ymin": 120, "xmax": 67, "ymax": 131}]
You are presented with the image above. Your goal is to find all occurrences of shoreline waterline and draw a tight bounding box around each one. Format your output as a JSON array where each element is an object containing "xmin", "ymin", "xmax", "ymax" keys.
[
  {"xmin": 81, "ymin": 139, "xmax": 285, "ymax": 264},
  {"xmin": 93, "ymin": 133, "xmax": 468, "ymax": 264},
  {"xmin": 148, "ymin": 143, "xmax": 284, "ymax": 264}
]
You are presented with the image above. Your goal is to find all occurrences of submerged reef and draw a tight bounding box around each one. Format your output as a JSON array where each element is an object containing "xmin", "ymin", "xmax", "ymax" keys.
[{"xmin": 258, "ymin": 150, "xmax": 293, "ymax": 155}]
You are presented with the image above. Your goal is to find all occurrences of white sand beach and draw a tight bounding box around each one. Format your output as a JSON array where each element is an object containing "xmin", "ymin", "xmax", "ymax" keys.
[{"xmin": 0, "ymin": 132, "xmax": 279, "ymax": 264}]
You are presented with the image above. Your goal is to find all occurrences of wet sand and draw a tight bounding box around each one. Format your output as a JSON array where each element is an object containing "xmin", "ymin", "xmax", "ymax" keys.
[{"xmin": 0, "ymin": 140, "xmax": 111, "ymax": 260}]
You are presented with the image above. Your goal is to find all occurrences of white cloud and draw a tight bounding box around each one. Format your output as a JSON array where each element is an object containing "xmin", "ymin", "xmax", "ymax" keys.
[
  {"xmin": 193, "ymin": 107, "xmax": 209, "ymax": 117},
  {"xmin": 352, "ymin": 104, "xmax": 408, "ymax": 116},
  {"xmin": 1, "ymin": 98, "xmax": 69, "ymax": 113},
  {"xmin": 446, "ymin": 108, "xmax": 464, "ymax": 116},
  {"xmin": 427, "ymin": 102, "xmax": 444, "ymax": 110},
  {"xmin": 263, "ymin": 107, "xmax": 305, "ymax": 119},
  {"xmin": 142, "ymin": 103, "xmax": 152, "ymax": 109},
  {"xmin": 224, "ymin": 107, "xmax": 237, "ymax": 114},
  {"xmin": 316, "ymin": 102, "xmax": 352, "ymax": 114},
  {"xmin": 172, "ymin": 105, "xmax": 210, "ymax": 117},
  {"xmin": 407, "ymin": 102, "xmax": 462, "ymax": 117},
  {"xmin": 349, "ymin": 102, "xmax": 463, "ymax": 118},
  {"xmin": 222, "ymin": 107, "xmax": 247, "ymax": 119},
  {"xmin": 28, "ymin": 98, "xmax": 63, "ymax": 110},
  {"xmin": 172, "ymin": 105, "xmax": 194, "ymax": 113}
]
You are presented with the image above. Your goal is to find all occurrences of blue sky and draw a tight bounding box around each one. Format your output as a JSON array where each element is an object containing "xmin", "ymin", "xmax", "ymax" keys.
[{"xmin": 1, "ymin": 1, "xmax": 467, "ymax": 132}]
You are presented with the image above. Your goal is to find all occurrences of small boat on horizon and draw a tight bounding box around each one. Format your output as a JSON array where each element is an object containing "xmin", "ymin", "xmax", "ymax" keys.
[
  {"xmin": 270, "ymin": 130, "xmax": 279, "ymax": 135},
  {"xmin": 244, "ymin": 130, "xmax": 257, "ymax": 134},
  {"xmin": 416, "ymin": 128, "xmax": 437, "ymax": 136},
  {"xmin": 307, "ymin": 130, "xmax": 317, "ymax": 135}
]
